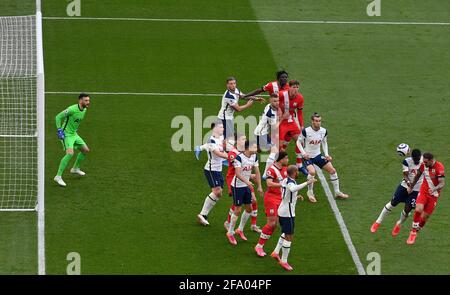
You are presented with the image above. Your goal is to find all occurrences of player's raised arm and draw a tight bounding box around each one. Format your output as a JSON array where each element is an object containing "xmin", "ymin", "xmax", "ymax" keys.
[
  {"xmin": 287, "ymin": 177, "xmax": 316, "ymax": 193},
  {"xmin": 241, "ymin": 88, "xmax": 264, "ymax": 99},
  {"xmin": 212, "ymin": 148, "xmax": 228, "ymax": 160},
  {"xmin": 229, "ymin": 99, "xmax": 254, "ymax": 112}
]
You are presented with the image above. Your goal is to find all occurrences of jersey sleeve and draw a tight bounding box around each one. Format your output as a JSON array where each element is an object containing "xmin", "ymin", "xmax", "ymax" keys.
[
  {"xmin": 402, "ymin": 159, "xmax": 409, "ymax": 172},
  {"xmin": 224, "ymin": 91, "xmax": 237, "ymax": 106},
  {"xmin": 254, "ymin": 154, "xmax": 259, "ymax": 167},
  {"xmin": 55, "ymin": 107, "xmax": 73, "ymax": 129},
  {"xmin": 262, "ymin": 82, "xmax": 273, "ymax": 93},
  {"xmin": 436, "ymin": 163, "xmax": 445, "ymax": 177},
  {"xmin": 266, "ymin": 168, "xmax": 274, "ymax": 180},
  {"xmin": 233, "ymin": 155, "xmax": 242, "ymax": 168},
  {"xmin": 207, "ymin": 138, "xmax": 219, "ymax": 151}
]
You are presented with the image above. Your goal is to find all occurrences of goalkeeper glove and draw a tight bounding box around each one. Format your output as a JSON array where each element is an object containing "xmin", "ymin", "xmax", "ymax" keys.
[{"xmin": 57, "ymin": 128, "xmax": 65, "ymax": 140}]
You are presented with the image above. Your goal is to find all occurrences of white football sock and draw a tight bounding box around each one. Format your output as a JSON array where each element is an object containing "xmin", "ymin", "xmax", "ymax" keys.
[
  {"xmin": 228, "ymin": 213, "xmax": 238, "ymax": 234},
  {"xmin": 376, "ymin": 202, "xmax": 394, "ymax": 223},
  {"xmin": 238, "ymin": 210, "xmax": 251, "ymax": 231},
  {"xmin": 200, "ymin": 192, "xmax": 219, "ymax": 216},
  {"xmin": 398, "ymin": 210, "xmax": 409, "ymax": 224},
  {"xmin": 330, "ymin": 172, "xmax": 341, "ymax": 195},
  {"xmin": 281, "ymin": 240, "xmax": 292, "ymax": 263},
  {"xmin": 307, "ymin": 174, "xmax": 315, "ymax": 194},
  {"xmin": 274, "ymin": 233, "xmax": 285, "ymax": 254}
]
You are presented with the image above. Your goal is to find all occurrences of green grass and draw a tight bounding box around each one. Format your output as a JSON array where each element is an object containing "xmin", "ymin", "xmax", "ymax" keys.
[{"xmin": 1, "ymin": 0, "xmax": 449, "ymax": 274}]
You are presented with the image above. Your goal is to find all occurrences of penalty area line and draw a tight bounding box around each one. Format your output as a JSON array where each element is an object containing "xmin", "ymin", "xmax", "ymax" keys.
[{"xmin": 315, "ymin": 165, "xmax": 366, "ymax": 275}]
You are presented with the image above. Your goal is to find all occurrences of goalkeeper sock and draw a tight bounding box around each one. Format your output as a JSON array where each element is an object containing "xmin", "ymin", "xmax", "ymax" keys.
[
  {"xmin": 73, "ymin": 152, "xmax": 86, "ymax": 169},
  {"xmin": 57, "ymin": 153, "xmax": 74, "ymax": 176}
]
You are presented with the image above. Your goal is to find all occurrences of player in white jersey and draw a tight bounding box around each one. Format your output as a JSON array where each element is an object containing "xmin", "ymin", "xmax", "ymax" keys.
[
  {"xmin": 217, "ymin": 77, "xmax": 265, "ymax": 140},
  {"xmin": 197, "ymin": 121, "xmax": 228, "ymax": 226},
  {"xmin": 296, "ymin": 113, "xmax": 349, "ymax": 202},
  {"xmin": 271, "ymin": 165, "xmax": 315, "ymax": 271},
  {"xmin": 371, "ymin": 148, "xmax": 423, "ymax": 236},
  {"xmin": 226, "ymin": 140, "xmax": 263, "ymax": 245},
  {"xmin": 254, "ymin": 93, "xmax": 281, "ymax": 178}
]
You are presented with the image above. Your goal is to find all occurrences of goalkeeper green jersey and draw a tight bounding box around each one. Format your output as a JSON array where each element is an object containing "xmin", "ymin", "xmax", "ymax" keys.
[{"xmin": 55, "ymin": 104, "xmax": 87, "ymax": 135}]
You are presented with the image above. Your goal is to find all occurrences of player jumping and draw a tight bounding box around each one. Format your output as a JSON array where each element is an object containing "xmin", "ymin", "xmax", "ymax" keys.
[
  {"xmin": 296, "ymin": 113, "xmax": 349, "ymax": 202},
  {"xmin": 371, "ymin": 148, "xmax": 422, "ymax": 236},
  {"xmin": 406, "ymin": 152, "xmax": 445, "ymax": 245},
  {"xmin": 278, "ymin": 80, "xmax": 307, "ymax": 175},
  {"xmin": 53, "ymin": 93, "xmax": 91, "ymax": 187},
  {"xmin": 253, "ymin": 93, "xmax": 281, "ymax": 178}
]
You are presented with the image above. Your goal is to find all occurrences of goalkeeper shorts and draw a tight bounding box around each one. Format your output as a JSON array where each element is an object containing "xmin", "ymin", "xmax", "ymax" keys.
[{"xmin": 61, "ymin": 134, "xmax": 87, "ymax": 151}]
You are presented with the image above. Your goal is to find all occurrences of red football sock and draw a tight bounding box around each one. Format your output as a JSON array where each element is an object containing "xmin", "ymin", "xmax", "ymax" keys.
[
  {"xmin": 251, "ymin": 201, "xmax": 258, "ymax": 225},
  {"xmin": 258, "ymin": 224, "xmax": 274, "ymax": 246},
  {"xmin": 227, "ymin": 205, "xmax": 236, "ymax": 223},
  {"xmin": 419, "ymin": 219, "xmax": 427, "ymax": 229},
  {"xmin": 412, "ymin": 211, "xmax": 422, "ymax": 232}
]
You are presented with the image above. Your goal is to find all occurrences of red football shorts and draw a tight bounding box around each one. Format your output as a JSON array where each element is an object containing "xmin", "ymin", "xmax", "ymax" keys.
[
  {"xmin": 416, "ymin": 192, "xmax": 439, "ymax": 215},
  {"xmin": 279, "ymin": 122, "xmax": 301, "ymax": 142},
  {"xmin": 264, "ymin": 194, "xmax": 281, "ymax": 217}
]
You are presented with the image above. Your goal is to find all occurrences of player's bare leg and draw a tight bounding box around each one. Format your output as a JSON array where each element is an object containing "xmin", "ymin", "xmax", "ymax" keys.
[
  {"xmin": 54, "ymin": 148, "xmax": 74, "ymax": 187},
  {"xmin": 305, "ymin": 165, "xmax": 317, "ymax": 203},
  {"xmin": 70, "ymin": 145, "xmax": 89, "ymax": 176},
  {"xmin": 198, "ymin": 187, "xmax": 222, "ymax": 226},
  {"xmin": 323, "ymin": 162, "xmax": 348, "ymax": 199}
]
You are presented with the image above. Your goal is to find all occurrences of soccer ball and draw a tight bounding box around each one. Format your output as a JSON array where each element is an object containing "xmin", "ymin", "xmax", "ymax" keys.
[{"xmin": 396, "ymin": 143, "xmax": 410, "ymax": 156}]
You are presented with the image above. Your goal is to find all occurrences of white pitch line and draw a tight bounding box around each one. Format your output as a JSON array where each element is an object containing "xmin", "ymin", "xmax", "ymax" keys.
[
  {"xmin": 315, "ymin": 165, "xmax": 366, "ymax": 275},
  {"xmin": 45, "ymin": 91, "xmax": 270, "ymax": 97},
  {"xmin": 45, "ymin": 91, "xmax": 222, "ymax": 96},
  {"xmin": 42, "ymin": 16, "xmax": 450, "ymax": 26}
]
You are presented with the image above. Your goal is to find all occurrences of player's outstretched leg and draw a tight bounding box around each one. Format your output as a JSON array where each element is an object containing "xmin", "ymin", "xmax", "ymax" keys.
[
  {"xmin": 392, "ymin": 203, "xmax": 412, "ymax": 236},
  {"xmin": 371, "ymin": 201, "xmax": 395, "ymax": 233},
  {"xmin": 255, "ymin": 221, "xmax": 275, "ymax": 257},
  {"xmin": 236, "ymin": 207, "xmax": 251, "ymax": 241},
  {"xmin": 198, "ymin": 188, "xmax": 221, "ymax": 226}
]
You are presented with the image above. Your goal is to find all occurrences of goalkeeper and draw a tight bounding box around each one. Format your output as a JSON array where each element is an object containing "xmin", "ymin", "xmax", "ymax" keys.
[{"xmin": 53, "ymin": 93, "xmax": 91, "ymax": 187}]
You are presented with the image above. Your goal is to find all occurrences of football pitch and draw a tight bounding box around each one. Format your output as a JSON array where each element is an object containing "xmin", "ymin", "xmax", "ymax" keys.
[{"xmin": 0, "ymin": 0, "xmax": 449, "ymax": 274}]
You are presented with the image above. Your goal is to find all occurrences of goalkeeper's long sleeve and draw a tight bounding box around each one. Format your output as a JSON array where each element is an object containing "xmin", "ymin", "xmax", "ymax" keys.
[{"xmin": 55, "ymin": 111, "xmax": 66, "ymax": 129}]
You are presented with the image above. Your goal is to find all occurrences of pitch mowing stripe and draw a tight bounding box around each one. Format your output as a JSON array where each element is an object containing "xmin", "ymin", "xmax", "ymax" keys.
[
  {"xmin": 315, "ymin": 166, "xmax": 366, "ymax": 275},
  {"xmin": 43, "ymin": 17, "xmax": 450, "ymax": 26}
]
